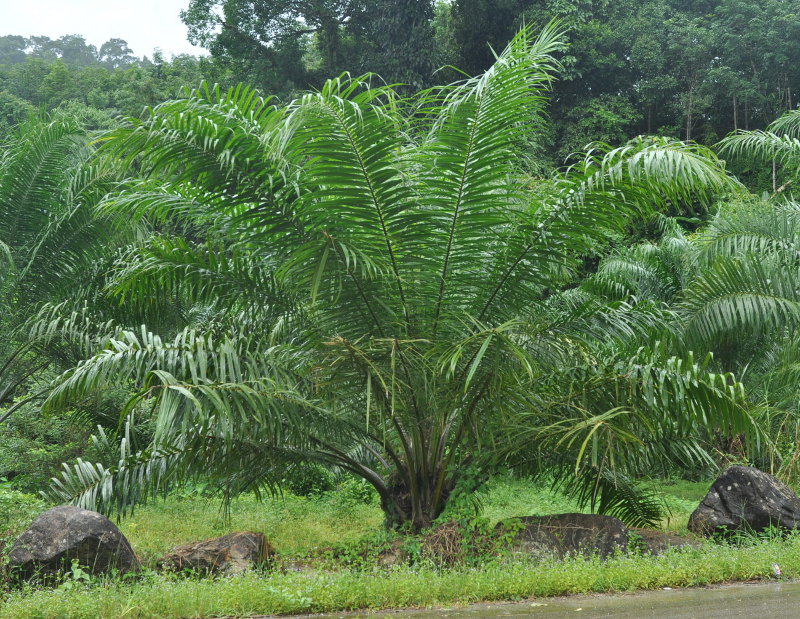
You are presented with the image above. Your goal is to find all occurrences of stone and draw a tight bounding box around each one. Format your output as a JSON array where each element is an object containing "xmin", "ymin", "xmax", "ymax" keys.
[
  {"xmin": 159, "ymin": 532, "xmax": 273, "ymax": 574},
  {"xmin": 629, "ymin": 528, "xmax": 702, "ymax": 554},
  {"xmin": 503, "ymin": 513, "xmax": 629, "ymax": 558},
  {"xmin": 7, "ymin": 506, "xmax": 139, "ymax": 580},
  {"xmin": 688, "ymin": 466, "xmax": 800, "ymax": 535}
]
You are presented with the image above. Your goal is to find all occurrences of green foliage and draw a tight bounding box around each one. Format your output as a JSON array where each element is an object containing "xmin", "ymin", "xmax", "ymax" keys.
[
  {"xmin": 0, "ymin": 488, "xmax": 46, "ymax": 552},
  {"xmin": 0, "ymin": 403, "xmax": 93, "ymax": 493},
  {"xmin": 1, "ymin": 0, "xmax": 797, "ymax": 553},
  {"xmin": 557, "ymin": 94, "xmax": 640, "ymax": 162},
  {"xmin": 0, "ymin": 41, "xmax": 218, "ymax": 119},
  {"xmin": 281, "ymin": 463, "xmax": 336, "ymax": 497},
  {"xmin": 35, "ymin": 25, "xmax": 757, "ymax": 531},
  {"xmin": 0, "ymin": 115, "xmax": 139, "ymax": 427},
  {"xmin": 3, "ymin": 0, "xmax": 800, "ymax": 160}
]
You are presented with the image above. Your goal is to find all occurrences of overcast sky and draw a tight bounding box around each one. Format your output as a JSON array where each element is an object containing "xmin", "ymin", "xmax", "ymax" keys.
[{"xmin": 0, "ymin": 0, "xmax": 208, "ymax": 58}]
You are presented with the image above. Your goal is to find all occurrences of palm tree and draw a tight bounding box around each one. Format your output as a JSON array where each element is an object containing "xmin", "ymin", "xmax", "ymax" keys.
[
  {"xmin": 719, "ymin": 110, "xmax": 800, "ymax": 178},
  {"xmin": 0, "ymin": 115, "xmax": 136, "ymax": 423},
  {"xmin": 45, "ymin": 25, "xmax": 754, "ymax": 528}
]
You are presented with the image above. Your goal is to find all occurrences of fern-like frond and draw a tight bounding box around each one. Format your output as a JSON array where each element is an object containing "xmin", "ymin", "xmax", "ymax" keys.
[{"xmin": 683, "ymin": 255, "xmax": 800, "ymax": 347}]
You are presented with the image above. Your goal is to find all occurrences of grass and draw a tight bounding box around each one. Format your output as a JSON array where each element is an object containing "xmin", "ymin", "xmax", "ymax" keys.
[
  {"xmin": 116, "ymin": 490, "xmax": 384, "ymax": 563},
  {"xmin": 24, "ymin": 475, "xmax": 641, "ymax": 566},
  {"xmin": 1, "ymin": 475, "xmax": 730, "ymax": 618},
  {"xmin": 1, "ymin": 539, "xmax": 797, "ymax": 618}
]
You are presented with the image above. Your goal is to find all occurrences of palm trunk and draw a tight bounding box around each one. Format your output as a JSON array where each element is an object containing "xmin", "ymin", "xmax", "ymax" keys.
[{"xmin": 382, "ymin": 466, "xmax": 455, "ymax": 530}]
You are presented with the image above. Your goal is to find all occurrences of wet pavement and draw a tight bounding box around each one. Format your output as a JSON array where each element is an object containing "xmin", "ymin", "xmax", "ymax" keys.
[{"xmin": 294, "ymin": 580, "xmax": 800, "ymax": 618}]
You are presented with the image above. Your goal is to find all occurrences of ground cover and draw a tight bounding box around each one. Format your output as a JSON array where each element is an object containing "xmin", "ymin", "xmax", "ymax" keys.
[{"xmin": 3, "ymin": 476, "xmax": 778, "ymax": 619}]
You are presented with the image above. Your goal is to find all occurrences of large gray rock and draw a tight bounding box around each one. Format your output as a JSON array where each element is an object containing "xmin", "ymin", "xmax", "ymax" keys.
[
  {"xmin": 7, "ymin": 506, "xmax": 139, "ymax": 580},
  {"xmin": 503, "ymin": 513, "xmax": 629, "ymax": 558},
  {"xmin": 688, "ymin": 466, "xmax": 800, "ymax": 536},
  {"xmin": 159, "ymin": 532, "xmax": 274, "ymax": 574}
]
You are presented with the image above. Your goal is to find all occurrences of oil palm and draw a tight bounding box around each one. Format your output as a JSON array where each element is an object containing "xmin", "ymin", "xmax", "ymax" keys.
[
  {"xmin": 0, "ymin": 116, "xmax": 136, "ymax": 421},
  {"xmin": 719, "ymin": 109, "xmax": 800, "ymax": 182},
  {"xmin": 46, "ymin": 25, "xmax": 754, "ymax": 528},
  {"xmin": 678, "ymin": 112, "xmax": 800, "ymax": 355}
]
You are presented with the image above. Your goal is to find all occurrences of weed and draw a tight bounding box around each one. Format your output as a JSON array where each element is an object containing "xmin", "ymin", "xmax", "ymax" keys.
[{"xmin": 0, "ymin": 477, "xmax": 726, "ymax": 617}]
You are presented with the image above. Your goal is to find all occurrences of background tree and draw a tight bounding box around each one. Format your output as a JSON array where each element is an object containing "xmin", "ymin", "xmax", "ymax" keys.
[
  {"xmin": 181, "ymin": 0, "xmax": 359, "ymax": 93},
  {"xmin": 451, "ymin": 0, "xmax": 533, "ymax": 76},
  {"xmin": 98, "ymin": 38, "xmax": 136, "ymax": 70},
  {"xmin": 355, "ymin": 0, "xmax": 436, "ymax": 89},
  {"xmin": 0, "ymin": 36, "xmax": 27, "ymax": 65}
]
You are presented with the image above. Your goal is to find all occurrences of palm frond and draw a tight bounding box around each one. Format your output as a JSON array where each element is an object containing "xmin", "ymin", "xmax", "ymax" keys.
[
  {"xmin": 719, "ymin": 110, "xmax": 800, "ymax": 171},
  {"xmin": 683, "ymin": 255, "xmax": 800, "ymax": 347}
]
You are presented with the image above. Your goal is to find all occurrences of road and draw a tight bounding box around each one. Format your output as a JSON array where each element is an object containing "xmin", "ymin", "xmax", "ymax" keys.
[{"xmin": 294, "ymin": 580, "xmax": 800, "ymax": 619}]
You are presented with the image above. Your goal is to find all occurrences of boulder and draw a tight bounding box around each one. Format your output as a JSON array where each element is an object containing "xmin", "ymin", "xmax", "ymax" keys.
[
  {"xmin": 629, "ymin": 528, "xmax": 702, "ymax": 554},
  {"xmin": 688, "ymin": 466, "xmax": 800, "ymax": 536},
  {"xmin": 7, "ymin": 506, "xmax": 139, "ymax": 580},
  {"xmin": 159, "ymin": 532, "xmax": 273, "ymax": 574},
  {"xmin": 503, "ymin": 513, "xmax": 629, "ymax": 558}
]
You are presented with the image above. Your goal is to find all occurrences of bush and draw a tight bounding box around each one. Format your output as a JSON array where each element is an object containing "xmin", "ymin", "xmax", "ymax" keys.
[
  {"xmin": 333, "ymin": 477, "xmax": 379, "ymax": 506},
  {"xmin": 0, "ymin": 404, "xmax": 92, "ymax": 493},
  {"xmin": 0, "ymin": 487, "xmax": 46, "ymax": 560},
  {"xmin": 281, "ymin": 463, "xmax": 336, "ymax": 497}
]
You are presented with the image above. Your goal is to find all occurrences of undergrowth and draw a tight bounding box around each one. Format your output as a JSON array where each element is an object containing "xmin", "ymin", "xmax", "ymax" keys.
[
  {"xmin": 3, "ymin": 537, "xmax": 800, "ymax": 618},
  {"xmin": 0, "ymin": 476, "xmax": 724, "ymax": 618}
]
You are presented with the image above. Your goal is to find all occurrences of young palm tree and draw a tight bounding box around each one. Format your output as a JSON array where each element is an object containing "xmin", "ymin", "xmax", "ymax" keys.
[
  {"xmin": 675, "ymin": 112, "xmax": 800, "ymax": 357},
  {"xmin": 720, "ymin": 109, "xmax": 800, "ymax": 182},
  {"xmin": 0, "ymin": 116, "xmax": 136, "ymax": 422},
  {"xmin": 46, "ymin": 25, "xmax": 754, "ymax": 528}
]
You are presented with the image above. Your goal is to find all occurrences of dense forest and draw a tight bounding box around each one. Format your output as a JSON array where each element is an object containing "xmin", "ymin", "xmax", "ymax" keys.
[
  {"xmin": 3, "ymin": 0, "xmax": 800, "ymax": 596},
  {"xmin": 3, "ymin": 0, "xmax": 800, "ymax": 168}
]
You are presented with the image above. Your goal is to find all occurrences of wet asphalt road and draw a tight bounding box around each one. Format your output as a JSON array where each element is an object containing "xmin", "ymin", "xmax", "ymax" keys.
[{"xmin": 291, "ymin": 580, "xmax": 800, "ymax": 619}]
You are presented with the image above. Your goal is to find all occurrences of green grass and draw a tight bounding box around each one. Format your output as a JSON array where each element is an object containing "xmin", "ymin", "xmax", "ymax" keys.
[
  {"xmin": 477, "ymin": 476, "xmax": 586, "ymax": 524},
  {"xmin": 113, "ymin": 476, "xmax": 705, "ymax": 565},
  {"xmin": 0, "ymin": 476, "xmax": 722, "ymax": 618},
  {"xmin": 1, "ymin": 538, "xmax": 797, "ymax": 618},
  {"xmin": 116, "ymin": 491, "xmax": 384, "ymax": 564}
]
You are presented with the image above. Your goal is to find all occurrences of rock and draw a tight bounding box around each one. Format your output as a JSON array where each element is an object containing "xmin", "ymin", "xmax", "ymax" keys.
[
  {"xmin": 688, "ymin": 466, "xmax": 800, "ymax": 536},
  {"xmin": 629, "ymin": 528, "xmax": 702, "ymax": 554},
  {"xmin": 159, "ymin": 532, "xmax": 273, "ymax": 574},
  {"xmin": 503, "ymin": 513, "xmax": 629, "ymax": 558},
  {"xmin": 7, "ymin": 506, "xmax": 139, "ymax": 580}
]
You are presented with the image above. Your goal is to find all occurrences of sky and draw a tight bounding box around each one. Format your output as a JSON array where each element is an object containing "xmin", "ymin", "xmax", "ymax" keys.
[{"xmin": 0, "ymin": 0, "xmax": 208, "ymax": 58}]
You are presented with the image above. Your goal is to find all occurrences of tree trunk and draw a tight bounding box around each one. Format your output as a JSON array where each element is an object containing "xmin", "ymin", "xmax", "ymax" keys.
[
  {"xmin": 685, "ymin": 98, "xmax": 693, "ymax": 142},
  {"xmin": 744, "ymin": 99, "xmax": 749, "ymax": 130},
  {"xmin": 381, "ymin": 471, "xmax": 454, "ymax": 531},
  {"xmin": 733, "ymin": 94, "xmax": 738, "ymax": 131},
  {"xmin": 318, "ymin": 17, "xmax": 342, "ymax": 75}
]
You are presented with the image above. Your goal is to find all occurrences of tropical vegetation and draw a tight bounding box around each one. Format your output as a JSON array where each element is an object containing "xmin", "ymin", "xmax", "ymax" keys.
[
  {"xmin": 2, "ymin": 1, "xmax": 800, "ymax": 615},
  {"xmin": 1, "ymin": 24, "xmax": 751, "ymax": 531}
]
